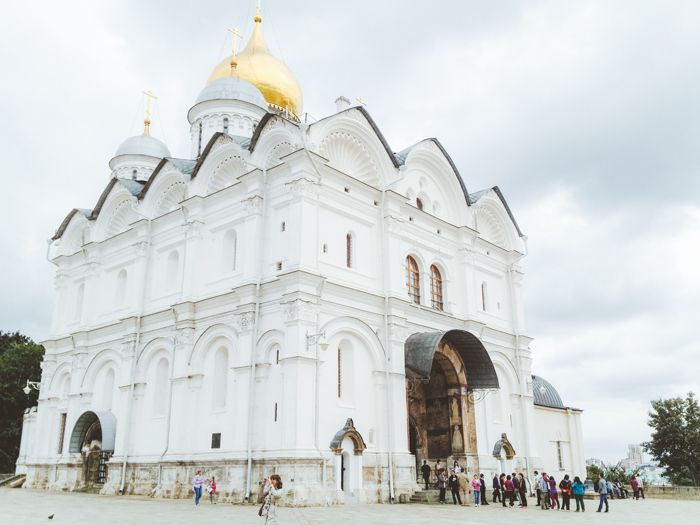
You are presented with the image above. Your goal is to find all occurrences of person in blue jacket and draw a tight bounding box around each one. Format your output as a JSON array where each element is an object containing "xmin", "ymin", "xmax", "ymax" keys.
[{"xmin": 571, "ymin": 476, "xmax": 586, "ymax": 512}]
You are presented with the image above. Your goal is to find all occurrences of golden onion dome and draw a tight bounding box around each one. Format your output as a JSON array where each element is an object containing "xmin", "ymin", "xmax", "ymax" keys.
[{"xmin": 206, "ymin": 14, "xmax": 303, "ymax": 119}]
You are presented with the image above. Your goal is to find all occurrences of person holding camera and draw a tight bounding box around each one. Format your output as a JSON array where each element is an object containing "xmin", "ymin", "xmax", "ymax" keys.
[{"xmin": 260, "ymin": 474, "xmax": 283, "ymax": 523}]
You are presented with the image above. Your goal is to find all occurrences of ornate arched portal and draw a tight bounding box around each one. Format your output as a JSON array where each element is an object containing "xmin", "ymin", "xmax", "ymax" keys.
[
  {"xmin": 405, "ymin": 330, "xmax": 499, "ymax": 473},
  {"xmin": 69, "ymin": 411, "xmax": 117, "ymax": 488},
  {"xmin": 330, "ymin": 418, "xmax": 366, "ymax": 495}
]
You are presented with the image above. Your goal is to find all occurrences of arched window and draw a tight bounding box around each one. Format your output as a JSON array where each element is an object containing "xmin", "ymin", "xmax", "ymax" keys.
[
  {"xmin": 481, "ymin": 282, "xmax": 487, "ymax": 311},
  {"xmin": 153, "ymin": 357, "xmax": 168, "ymax": 417},
  {"xmin": 406, "ymin": 256, "xmax": 420, "ymax": 304},
  {"xmin": 75, "ymin": 283, "xmax": 84, "ymax": 321},
  {"xmin": 346, "ymin": 233, "xmax": 354, "ymax": 268},
  {"xmin": 132, "ymin": 169, "xmax": 138, "ymax": 180},
  {"xmin": 115, "ymin": 269, "xmax": 127, "ymax": 308},
  {"xmin": 166, "ymin": 251, "xmax": 179, "ymax": 292},
  {"xmin": 212, "ymin": 347, "xmax": 228, "ymax": 410},
  {"xmin": 222, "ymin": 230, "xmax": 237, "ymax": 273},
  {"xmin": 416, "ymin": 198, "xmax": 424, "ymax": 211},
  {"xmin": 337, "ymin": 340, "xmax": 354, "ymax": 405},
  {"xmin": 430, "ymin": 265, "xmax": 443, "ymax": 310},
  {"xmin": 198, "ymin": 122, "xmax": 203, "ymax": 156},
  {"xmin": 223, "ymin": 118, "xmax": 229, "ymax": 134},
  {"xmin": 103, "ymin": 368, "xmax": 115, "ymax": 411}
]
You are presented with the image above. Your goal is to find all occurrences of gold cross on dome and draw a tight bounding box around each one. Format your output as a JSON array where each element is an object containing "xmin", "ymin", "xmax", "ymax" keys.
[
  {"xmin": 257, "ymin": 0, "xmax": 261, "ymax": 16},
  {"xmin": 227, "ymin": 27, "xmax": 242, "ymax": 56},
  {"xmin": 356, "ymin": 97, "xmax": 367, "ymax": 107},
  {"xmin": 141, "ymin": 90, "xmax": 157, "ymax": 136}
]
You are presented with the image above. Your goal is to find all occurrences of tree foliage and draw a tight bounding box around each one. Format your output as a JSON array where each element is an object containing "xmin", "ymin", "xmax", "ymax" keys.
[
  {"xmin": 0, "ymin": 332, "xmax": 44, "ymax": 472},
  {"xmin": 643, "ymin": 392, "xmax": 700, "ymax": 487}
]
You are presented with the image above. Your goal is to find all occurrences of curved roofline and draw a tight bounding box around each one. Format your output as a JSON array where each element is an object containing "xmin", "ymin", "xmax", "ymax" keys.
[
  {"xmin": 248, "ymin": 113, "xmax": 275, "ymax": 153},
  {"xmin": 138, "ymin": 158, "xmax": 169, "ymax": 200},
  {"xmin": 52, "ymin": 208, "xmax": 91, "ymax": 241}
]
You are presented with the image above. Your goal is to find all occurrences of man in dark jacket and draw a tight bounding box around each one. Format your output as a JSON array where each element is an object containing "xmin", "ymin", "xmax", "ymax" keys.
[
  {"xmin": 420, "ymin": 461, "xmax": 431, "ymax": 490},
  {"xmin": 479, "ymin": 474, "xmax": 489, "ymax": 505},
  {"xmin": 500, "ymin": 474, "xmax": 507, "ymax": 507},
  {"xmin": 448, "ymin": 470, "xmax": 462, "ymax": 505},
  {"xmin": 512, "ymin": 471, "xmax": 521, "ymax": 506},
  {"xmin": 492, "ymin": 473, "xmax": 501, "ymax": 503}
]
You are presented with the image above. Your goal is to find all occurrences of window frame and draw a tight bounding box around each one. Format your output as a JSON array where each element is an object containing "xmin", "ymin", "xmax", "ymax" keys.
[
  {"xmin": 430, "ymin": 264, "xmax": 443, "ymax": 310},
  {"xmin": 406, "ymin": 256, "xmax": 421, "ymax": 304}
]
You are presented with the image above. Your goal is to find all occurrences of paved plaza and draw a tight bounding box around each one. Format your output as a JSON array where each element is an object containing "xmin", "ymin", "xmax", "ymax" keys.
[{"xmin": 2, "ymin": 489, "xmax": 698, "ymax": 524}]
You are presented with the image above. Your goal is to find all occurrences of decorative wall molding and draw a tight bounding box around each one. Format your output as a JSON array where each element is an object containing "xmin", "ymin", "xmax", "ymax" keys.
[
  {"xmin": 282, "ymin": 299, "xmax": 319, "ymax": 322},
  {"xmin": 386, "ymin": 215, "xmax": 404, "ymax": 235},
  {"xmin": 85, "ymin": 262, "xmax": 101, "ymax": 278},
  {"xmin": 173, "ymin": 327, "xmax": 195, "ymax": 345},
  {"xmin": 133, "ymin": 241, "xmax": 150, "ymax": 258},
  {"xmin": 54, "ymin": 273, "xmax": 68, "ymax": 290},
  {"xmin": 207, "ymin": 155, "xmax": 247, "ymax": 195},
  {"xmin": 388, "ymin": 324, "xmax": 409, "ymax": 342},
  {"xmin": 319, "ymin": 132, "xmax": 379, "ymax": 186},
  {"xmin": 266, "ymin": 142, "xmax": 295, "ymax": 168},
  {"xmin": 234, "ymin": 311, "xmax": 256, "ymax": 331},
  {"xmin": 285, "ymin": 177, "xmax": 320, "ymax": 198},
  {"xmin": 71, "ymin": 353, "xmax": 86, "ymax": 369},
  {"xmin": 510, "ymin": 269, "xmax": 524, "ymax": 285},
  {"xmin": 475, "ymin": 206, "xmax": 505, "ymax": 249},
  {"xmin": 120, "ymin": 339, "xmax": 136, "ymax": 357},
  {"xmin": 242, "ymin": 195, "xmax": 263, "ymax": 215},
  {"xmin": 185, "ymin": 220, "xmax": 204, "ymax": 239}
]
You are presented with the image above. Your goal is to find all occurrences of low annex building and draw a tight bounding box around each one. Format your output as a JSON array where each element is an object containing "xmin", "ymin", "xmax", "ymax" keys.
[{"xmin": 16, "ymin": 7, "xmax": 585, "ymax": 505}]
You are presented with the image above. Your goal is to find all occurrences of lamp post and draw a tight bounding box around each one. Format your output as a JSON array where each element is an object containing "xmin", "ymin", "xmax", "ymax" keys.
[
  {"xmin": 23, "ymin": 380, "xmax": 41, "ymax": 396},
  {"xmin": 306, "ymin": 331, "xmax": 329, "ymax": 351}
]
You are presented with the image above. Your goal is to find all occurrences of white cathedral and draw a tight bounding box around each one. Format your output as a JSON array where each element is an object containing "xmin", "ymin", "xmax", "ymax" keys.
[{"xmin": 16, "ymin": 8, "xmax": 585, "ymax": 505}]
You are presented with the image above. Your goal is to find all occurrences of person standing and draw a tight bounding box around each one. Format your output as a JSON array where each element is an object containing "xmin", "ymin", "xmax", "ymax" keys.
[
  {"xmin": 262, "ymin": 474, "xmax": 283, "ymax": 524},
  {"xmin": 421, "ymin": 461, "xmax": 431, "ymax": 491},
  {"xmin": 492, "ymin": 473, "xmax": 502, "ymax": 503},
  {"xmin": 479, "ymin": 473, "xmax": 489, "ymax": 505},
  {"xmin": 208, "ymin": 476, "xmax": 217, "ymax": 504},
  {"xmin": 572, "ymin": 476, "xmax": 586, "ymax": 512},
  {"xmin": 559, "ymin": 474, "xmax": 571, "ymax": 511},
  {"xmin": 638, "ymin": 476, "xmax": 645, "ymax": 499},
  {"xmin": 512, "ymin": 471, "xmax": 521, "ymax": 506},
  {"xmin": 471, "ymin": 475, "xmax": 481, "ymax": 507},
  {"xmin": 457, "ymin": 469, "xmax": 471, "ymax": 506},
  {"xmin": 630, "ymin": 476, "xmax": 639, "ymax": 500},
  {"xmin": 438, "ymin": 469, "xmax": 448, "ymax": 504},
  {"xmin": 453, "ymin": 460, "xmax": 461, "ymax": 474},
  {"xmin": 435, "ymin": 459, "xmax": 442, "ymax": 481},
  {"xmin": 504, "ymin": 475, "xmax": 515, "ymax": 507},
  {"xmin": 538, "ymin": 473, "xmax": 550, "ymax": 510},
  {"xmin": 549, "ymin": 475, "xmax": 560, "ymax": 510},
  {"xmin": 596, "ymin": 473, "xmax": 609, "ymax": 513},
  {"xmin": 448, "ymin": 469, "xmax": 462, "ymax": 505},
  {"xmin": 500, "ymin": 473, "xmax": 507, "ymax": 507},
  {"xmin": 193, "ymin": 469, "xmax": 204, "ymax": 506},
  {"xmin": 518, "ymin": 473, "xmax": 528, "ymax": 508},
  {"xmin": 534, "ymin": 471, "xmax": 542, "ymax": 506}
]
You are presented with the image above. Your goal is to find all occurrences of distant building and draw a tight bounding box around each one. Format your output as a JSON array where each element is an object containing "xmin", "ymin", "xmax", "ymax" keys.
[{"xmin": 586, "ymin": 458, "xmax": 605, "ymax": 468}]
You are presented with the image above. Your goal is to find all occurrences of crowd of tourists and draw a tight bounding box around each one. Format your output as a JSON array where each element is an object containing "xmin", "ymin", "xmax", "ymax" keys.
[{"xmin": 422, "ymin": 460, "xmax": 646, "ymax": 513}]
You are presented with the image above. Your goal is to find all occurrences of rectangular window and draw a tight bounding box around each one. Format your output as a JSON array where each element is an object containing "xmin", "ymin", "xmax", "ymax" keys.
[
  {"xmin": 557, "ymin": 441, "xmax": 563, "ymax": 469},
  {"xmin": 211, "ymin": 433, "xmax": 221, "ymax": 449},
  {"xmin": 57, "ymin": 413, "xmax": 67, "ymax": 454},
  {"xmin": 274, "ymin": 403, "xmax": 278, "ymax": 422}
]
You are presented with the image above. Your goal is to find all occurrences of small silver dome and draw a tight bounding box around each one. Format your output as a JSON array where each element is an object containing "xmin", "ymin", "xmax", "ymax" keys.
[
  {"xmin": 531, "ymin": 375, "xmax": 565, "ymax": 409},
  {"xmin": 115, "ymin": 134, "xmax": 171, "ymax": 158},
  {"xmin": 195, "ymin": 76, "xmax": 268, "ymax": 110}
]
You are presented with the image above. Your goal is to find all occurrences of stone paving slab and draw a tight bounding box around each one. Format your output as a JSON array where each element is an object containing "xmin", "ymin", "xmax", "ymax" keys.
[{"xmin": 1, "ymin": 489, "xmax": 698, "ymax": 525}]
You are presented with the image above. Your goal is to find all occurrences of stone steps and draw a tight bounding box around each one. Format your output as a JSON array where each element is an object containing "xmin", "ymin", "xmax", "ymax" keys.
[{"xmin": 0, "ymin": 474, "xmax": 26, "ymax": 488}]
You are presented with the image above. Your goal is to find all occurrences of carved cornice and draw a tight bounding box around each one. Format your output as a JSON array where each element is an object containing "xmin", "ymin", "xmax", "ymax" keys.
[
  {"xmin": 242, "ymin": 195, "xmax": 263, "ymax": 215},
  {"xmin": 285, "ymin": 177, "xmax": 320, "ymax": 198},
  {"xmin": 282, "ymin": 299, "xmax": 319, "ymax": 322}
]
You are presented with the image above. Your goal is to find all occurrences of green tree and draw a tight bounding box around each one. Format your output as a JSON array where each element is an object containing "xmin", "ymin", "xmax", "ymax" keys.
[
  {"xmin": 604, "ymin": 461, "xmax": 641, "ymax": 485},
  {"xmin": 586, "ymin": 464, "xmax": 602, "ymax": 481},
  {"xmin": 0, "ymin": 335, "xmax": 44, "ymax": 472},
  {"xmin": 643, "ymin": 392, "xmax": 700, "ymax": 487}
]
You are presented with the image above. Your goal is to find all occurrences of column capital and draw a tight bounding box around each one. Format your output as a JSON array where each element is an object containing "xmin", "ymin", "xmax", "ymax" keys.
[{"xmin": 285, "ymin": 177, "xmax": 320, "ymax": 199}]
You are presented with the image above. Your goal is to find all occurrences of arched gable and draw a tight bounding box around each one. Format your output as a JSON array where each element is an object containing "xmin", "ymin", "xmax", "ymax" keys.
[
  {"xmin": 322, "ymin": 316, "xmax": 385, "ymax": 373},
  {"xmin": 309, "ymin": 108, "xmax": 398, "ymax": 189},
  {"xmin": 57, "ymin": 211, "xmax": 90, "ymax": 257},
  {"xmin": 140, "ymin": 168, "xmax": 188, "ymax": 218},
  {"xmin": 472, "ymin": 190, "xmax": 521, "ymax": 251},
  {"xmin": 188, "ymin": 324, "xmax": 239, "ymax": 370},
  {"xmin": 81, "ymin": 349, "xmax": 121, "ymax": 389},
  {"xmin": 49, "ymin": 363, "xmax": 72, "ymax": 394},
  {"xmin": 192, "ymin": 141, "xmax": 248, "ymax": 196},
  {"xmin": 91, "ymin": 181, "xmax": 138, "ymax": 242},
  {"xmin": 250, "ymin": 121, "xmax": 299, "ymax": 170}
]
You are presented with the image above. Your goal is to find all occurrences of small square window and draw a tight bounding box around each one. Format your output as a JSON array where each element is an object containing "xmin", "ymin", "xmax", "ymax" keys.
[
  {"xmin": 437, "ymin": 229, "xmax": 441, "ymax": 235},
  {"xmin": 344, "ymin": 188, "xmax": 349, "ymax": 193},
  {"xmin": 374, "ymin": 201, "xmax": 378, "ymax": 206},
  {"xmin": 211, "ymin": 433, "xmax": 221, "ymax": 449},
  {"xmin": 409, "ymin": 217, "xmax": 413, "ymax": 222},
  {"xmin": 276, "ymin": 262, "xmax": 282, "ymax": 271}
]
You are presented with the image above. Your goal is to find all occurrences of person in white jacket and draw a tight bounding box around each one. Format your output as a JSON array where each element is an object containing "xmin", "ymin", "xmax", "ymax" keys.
[{"xmin": 262, "ymin": 475, "xmax": 284, "ymax": 524}]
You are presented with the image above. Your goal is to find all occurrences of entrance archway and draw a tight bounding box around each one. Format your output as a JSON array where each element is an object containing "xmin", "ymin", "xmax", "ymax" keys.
[
  {"xmin": 405, "ymin": 330, "xmax": 499, "ymax": 476},
  {"xmin": 330, "ymin": 418, "xmax": 366, "ymax": 496},
  {"xmin": 69, "ymin": 411, "xmax": 117, "ymax": 488}
]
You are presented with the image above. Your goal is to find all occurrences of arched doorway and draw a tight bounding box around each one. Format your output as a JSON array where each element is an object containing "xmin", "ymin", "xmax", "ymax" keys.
[
  {"xmin": 330, "ymin": 418, "xmax": 366, "ymax": 501},
  {"xmin": 405, "ymin": 330, "xmax": 499, "ymax": 478},
  {"xmin": 69, "ymin": 411, "xmax": 117, "ymax": 490}
]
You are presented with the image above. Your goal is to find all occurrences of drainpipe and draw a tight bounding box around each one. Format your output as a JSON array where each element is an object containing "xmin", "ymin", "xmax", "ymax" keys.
[
  {"xmin": 299, "ymin": 122, "xmax": 329, "ymax": 499},
  {"xmin": 380, "ymin": 166, "xmax": 406, "ymax": 503},
  {"xmin": 506, "ymin": 236, "xmax": 530, "ymax": 492},
  {"xmin": 157, "ymin": 206, "xmax": 190, "ymax": 487},
  {"xmin": 120, "ymin": 206, "xmax": 153, "ymax": 495},
  {"xmin": 244, "ymin": 158, "xmax": 268, "ymax": 503}
]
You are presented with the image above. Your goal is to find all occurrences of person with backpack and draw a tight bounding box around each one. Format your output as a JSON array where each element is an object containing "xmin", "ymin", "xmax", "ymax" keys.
[
  {"xmin": 207, "ymin": 475, "xmax": 217, "ymax": 504},
  {"xmin": 512, "ymin": 471, "xmax": 521, "ymax": 506},
  {"xmin": 571, "ymin": 476, "xmax": 586, "ymax": 512},
  {"xmin": 559, "ymin": 474, "xmax": 571, "ymax": 511}
]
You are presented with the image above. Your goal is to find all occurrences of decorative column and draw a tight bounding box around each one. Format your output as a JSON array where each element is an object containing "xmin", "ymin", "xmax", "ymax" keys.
[
  {"xmin": 80, "ymin": 261, "xmax": 101, "ymax": 327},
  {"xmin": 232, "ymin": 309, "xmax": 257, "ymax": 449},
  {"xmin": 181, "ymin": 220, "xmax": 205, "ymax": 300}
]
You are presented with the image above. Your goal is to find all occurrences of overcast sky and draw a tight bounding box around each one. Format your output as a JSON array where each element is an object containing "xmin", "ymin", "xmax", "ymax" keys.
[{"xmin": 1, "ymin": 0, "xmax": 699, "ymax": 464}]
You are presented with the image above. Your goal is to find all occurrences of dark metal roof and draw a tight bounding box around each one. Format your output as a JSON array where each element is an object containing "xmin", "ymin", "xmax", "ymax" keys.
[
  {"xmin": 329, "ymin": 418, "xmax": 366, "ymax": 452},
  {"xmin": 404, "ymin": 329, "xmax": 499, "ymax": 391},
  {"xmin": 69, "ymin": 410, "xmax": 117, "ymax": 453},
  {"xmin": 249, "ymin": 112, "xmax": 275, "ymax": 153},
  {"xmin": 492, "ymin": 432, "xmax": 516, "ymax": 459},
  {"xmin": 531, "ymin": 375, "xmax": 564, "ymax": 409}
]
